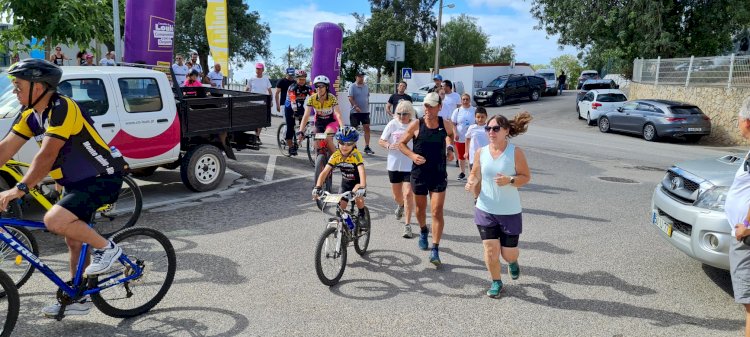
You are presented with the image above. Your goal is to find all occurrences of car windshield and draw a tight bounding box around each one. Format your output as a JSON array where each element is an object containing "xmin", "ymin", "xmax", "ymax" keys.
[
  {"xmin": 0, "ymin": 72, "xmax": 21, "ymax": 119},
  {"xmin": 596, "ymin": 93, "xmax": 627, "ymax": 102},
  {"xmin": 581, "ymin": 73, "xmax": 599, "ymax": 79},
  {"xmin": 583, "ymin": 83, "xmax": 613, "ymax": 90},
  {"xmin": 410, "ymin": 92, "xmax": 425, "ymax": 102},
  {"xmin": 537, "ymin": 73, "xmax": 555, "ymax": 80},
  {"xmin": 487, "ymin": 78, "xmax": 507, "ymax": 87},
  {"xmin": 670, "ymin": 106, "xmax": 703, "ymax": 115}
]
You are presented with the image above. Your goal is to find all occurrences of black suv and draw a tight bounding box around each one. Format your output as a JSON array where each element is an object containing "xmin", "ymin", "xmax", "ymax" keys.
[{"xmin": 473, "ymin": 74, "xmax": 546, "ymax": 106}]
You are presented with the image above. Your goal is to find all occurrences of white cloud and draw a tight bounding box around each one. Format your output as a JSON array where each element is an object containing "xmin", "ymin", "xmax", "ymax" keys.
[
  {"xmin": 465, "ymin": 0, "xmax": 529, "ymax": 12},
  {"xmin": 271, "ymin": 4, "xmax": 357, "ymax": 40}
]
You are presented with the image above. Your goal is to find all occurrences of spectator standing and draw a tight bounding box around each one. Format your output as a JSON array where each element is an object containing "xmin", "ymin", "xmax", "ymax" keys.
[
  {"xmin": 379, "ymin": 100, "xmax": 417, "ymax": 238},
  {"xmin": 439, "ymin": 80, "xmax": 461, "ymax": 121},
  {"xmin": 171, "ymin": 54, "xmax": 189, "ymax": 87},
  {"xmin": 190, "ymin": 52, "xmax": 203, "ymax": 81},
  {"xmin": 49, "ymin": 46, "xmax": 69, "ymax": 66},
  {"xmin": 386, "ymin": 81, "xmax": 412, "ymax": 118},
  {"xmin": 207, "ymin": 63, "xmax": 224, "ymax": 89},
  {"xmin": 428, "ymin": 74, "xmax": 443, "ymax": 94},
  {"xmin": 451, "ymin": 93, "xmax": 476, "ymax": 181},
  {"xmin": 82, "ymin": 54, "xmax": 95, "ymax": 66},
  {"xmin": 724, "ymin": 96, "xmax": 750, "ymax": 337},
  {"xmin": 275, "ymin": 68, "xmax": 296, "ymax": 114},
  {"xmin": 557, "ymin": 71, "xmax": 567, "ymax": 94},
  {"xmin": 398, "ymin": 92, "xmax": 456, "ymax": 266},
  {"xmin": 246, "ymin": 62, "xmax": 273, "ymax": 144},
  {"xmin": 183, "ymin": 69, "xmax": 203, "ymax": 96},
  {"xmin": 75, "ymin": 50, "xmax": 87, "ymax": 65},
  {"xmin": 348, "ymin": 71, "xmax": 374, "ymax": 154},
  {"xmin": 465, "ymin": 112, "xmax": 532, "ymax": 298},
  {"xmin": 99, "ymin": 51, "xmax": 116, "ymax": 66}
]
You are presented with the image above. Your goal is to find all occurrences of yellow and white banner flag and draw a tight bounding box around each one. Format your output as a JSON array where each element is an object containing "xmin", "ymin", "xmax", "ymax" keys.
[{"xmin": 206, "ymin": 0, "xmax": 229, "ymax": 77}]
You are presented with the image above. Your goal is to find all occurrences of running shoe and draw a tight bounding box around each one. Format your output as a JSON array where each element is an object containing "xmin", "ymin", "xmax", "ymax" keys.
[
  {"xmin": 486, "ymin": 280, "xmax": 503, "ymax": 298},
  {"xmin": 508, "ymin": 261, "xmax": 520, "ymax": 280},
  {"xmin": 429, "ymin": 248, "xmax": 441, "ymax": 266},
  {"xmin": 84, "ymin": 240, "xmax": 122, "ymax": 275},
  {"xmin": 42, "ymin": 296, "xmax": 92, "ymax": 317},
  {"xmin": 289, "ymin": 145, "xmax": 298, "ymax": 156},
  {"xmin": 402, "ymin": 224, "xmax": 413, "ymax": 238},
  {"xmin": 418, "ymin": 229, "xmax": 429, "ymax": 250},
  {"xmin": 457, "ymin": 172, "xmax": 466, "ymax": 181},
  {"xmin": 395, "ymin": 204, "xmax": 404, "ymax": 220},
  {"xmin": 364, "ymin": 146, "xmax": 375, "ymax": 155}
]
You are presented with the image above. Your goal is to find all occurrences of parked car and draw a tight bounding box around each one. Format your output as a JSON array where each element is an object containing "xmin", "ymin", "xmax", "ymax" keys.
[
  {"xmin": 535, "ymin": 69, "xmax": 559, "ymax": 96},
  {"xmin": 650, "ymin": 154, "xmax": 739, "ymax": 270},
  {"xmin": 576, "ymin": 89, "xmax": 628, "ymax": 126},
  {"xmin": 597, "ymin": 99, "xmax": 712, "ymax": 142},
  {"xmin": 577, "ymin": 70, "xmax": 600, "ymax": 89},
  {"xmin": 473, "ymin": 74, "xmax": 545, "ymax": 106},
  {"xmin": 0, "ymin": 66, "xmax": 271, "ymax": 192},
  {"xmin": 576, "ymin": 79, "xmax": 619, "ymax": 105},
  {"xmin": 415, "ymin": 81, "xmax": 464, "ymax": 95},
  {"xmin": 409, "ymin": 91, "xmax": 426, "ymax": 118}
]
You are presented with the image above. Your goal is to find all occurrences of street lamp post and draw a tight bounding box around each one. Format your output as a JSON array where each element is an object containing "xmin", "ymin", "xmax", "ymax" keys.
[{"xmin": 433, "ymin": 1, "xmax": 455, "ymax": 76}]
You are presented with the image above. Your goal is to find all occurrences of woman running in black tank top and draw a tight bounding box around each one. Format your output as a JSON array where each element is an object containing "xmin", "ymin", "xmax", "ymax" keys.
[{"xmin": 399, "ymin": 92, "xmax": 456, "ymax": 267}]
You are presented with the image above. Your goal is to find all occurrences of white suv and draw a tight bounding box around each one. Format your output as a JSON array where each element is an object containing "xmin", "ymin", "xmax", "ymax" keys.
[{"xmin": 577, "ymin": 89, "xmax": 628, "ymax": 126}]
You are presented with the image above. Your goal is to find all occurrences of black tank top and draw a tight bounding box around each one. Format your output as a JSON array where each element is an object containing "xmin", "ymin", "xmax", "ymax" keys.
[
  {"xmin": 411, "ymin": 117, "xmax": 447, "ymax": 181},
  {"xmin": 53, "ymin": 55, "xmax": 64, "ymax": 66}
]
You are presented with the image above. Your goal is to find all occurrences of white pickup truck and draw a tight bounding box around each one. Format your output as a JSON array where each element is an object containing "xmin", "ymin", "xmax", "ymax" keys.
[{"xmin": 0, "ymin": 66, "xmax": 270, "ymax": 192}]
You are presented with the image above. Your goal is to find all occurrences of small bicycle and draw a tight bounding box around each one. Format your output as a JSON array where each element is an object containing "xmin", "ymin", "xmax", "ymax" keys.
[
  {"xmin": 276, "ymin": 119, "xmax": 315, "ymax": 166},
  {"xmin": 313, "ymin": 191, "xmax": 370, "ymax": 286},
  {"xmin": 0, "ymin": 216, "xmax": 176, "ymax": 336}
]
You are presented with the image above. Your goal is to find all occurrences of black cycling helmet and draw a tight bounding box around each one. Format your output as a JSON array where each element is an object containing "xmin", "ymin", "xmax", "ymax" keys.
[{"xmin": 8, "ymin": 58, "xmax": 62, "ymax": 88}]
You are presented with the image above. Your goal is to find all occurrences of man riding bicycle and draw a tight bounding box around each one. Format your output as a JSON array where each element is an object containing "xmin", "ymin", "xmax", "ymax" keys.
[
  {"xmin": 284, "ymin": 70, "xmax": 313, "ymax": 156},
  {"xmin": 313, "ymin": 127, "xmax": 367, "ymax": 224},
  {"xmin": 0, "ymin": 59, "xmax": 128, "ymax": 317},
  {"xmin": 298, "ymin": 75, "xmax": 344, "ymax": 156}
]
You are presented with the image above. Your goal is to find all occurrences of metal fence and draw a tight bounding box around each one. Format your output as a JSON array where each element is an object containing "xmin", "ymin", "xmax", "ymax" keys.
[{"xmin": 633, "ymin": 54, "xmax": 750, "ymax": 87}]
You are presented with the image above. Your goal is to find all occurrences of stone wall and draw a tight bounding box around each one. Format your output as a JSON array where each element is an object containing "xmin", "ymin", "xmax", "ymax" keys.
[{"xmin": 628, "ymin": 83, "xmax": 750, "ymax": 145}]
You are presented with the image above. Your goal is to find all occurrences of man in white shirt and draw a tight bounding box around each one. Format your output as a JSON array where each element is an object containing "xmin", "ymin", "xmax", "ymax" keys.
[
  {"xmin": 190, "ymin": 52, "xmax": 202, "ymax": 81},
  {"xmin": 439, "ymin": 80, "xmax": 461, "ymax": 120},
  {"xmin": 99, "ymin": 51, "xmax": 116, "ymax": 66},
  {"xmin": 207, "ymin": 63, "xmax": 224, "ymax": 89},
  {"xmin": 171, "ymin": 54, "xmax": 189, "ymax": 87},
  {"xmin": 246, "ymin": 62, "xmax": 273, "ymax": 142}
]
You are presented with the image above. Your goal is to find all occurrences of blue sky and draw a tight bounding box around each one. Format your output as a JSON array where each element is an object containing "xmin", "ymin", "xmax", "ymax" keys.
[{"xmin": 235, "ymin": 0, "xmax": 579, "ymax": 81}]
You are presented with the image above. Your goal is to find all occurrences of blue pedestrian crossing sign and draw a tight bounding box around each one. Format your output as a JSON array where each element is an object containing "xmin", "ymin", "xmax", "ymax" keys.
[{"xmin": 402, "ymin": 68, "xmax": 412, "ymax": 80}]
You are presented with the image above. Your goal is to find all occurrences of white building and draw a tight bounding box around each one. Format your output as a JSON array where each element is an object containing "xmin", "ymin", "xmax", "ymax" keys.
[{"xmin": 405, "ymin": 62, "xmax": 535, "ymax": 100}]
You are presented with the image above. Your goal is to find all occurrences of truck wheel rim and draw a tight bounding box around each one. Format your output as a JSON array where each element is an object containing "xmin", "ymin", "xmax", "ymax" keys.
[
  {"xmin": 532, "ymin": 92, "xmax": 539, "ymax": 100},
  {"xmin": 195, "ymin": 154, "xmax": 220, "ymax": 184}
]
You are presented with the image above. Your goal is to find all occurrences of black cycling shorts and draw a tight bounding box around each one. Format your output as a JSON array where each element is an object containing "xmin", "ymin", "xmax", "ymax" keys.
[
  {"xmin": 58, "ymin": 174, "xmax": 123, "ymax": 222},
  {"xmin": 350, "ymin": 113, "xmax": 370, "ymax": 127},
  {"xmin": 476, "ymin": 225, "xmax": 520, "ymax": 247},
  {"xmin": 339, "ymin": 179, "xmax": 359, "ymax": 194},
  {"xmin": 411, "ymin": 176, "xmax": 447, "ymax": 196},
  {"xmin": 388, "ymin": 171, "xmax": 411, "ymax": 184}
]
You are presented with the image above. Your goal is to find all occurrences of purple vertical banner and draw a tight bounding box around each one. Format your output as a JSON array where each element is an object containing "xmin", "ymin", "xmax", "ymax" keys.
[
  {"xmin": 124, "ymin": 0, "xmax": 176, "ymax": 65},
  {"xmin": 311, "ymin": 23, "xmax": 343, "ymax": 96}
]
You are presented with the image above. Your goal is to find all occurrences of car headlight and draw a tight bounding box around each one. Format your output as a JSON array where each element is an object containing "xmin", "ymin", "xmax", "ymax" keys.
[{"xmin": 693, "ymin": 186, "xmax": 728, "ymax": 211}]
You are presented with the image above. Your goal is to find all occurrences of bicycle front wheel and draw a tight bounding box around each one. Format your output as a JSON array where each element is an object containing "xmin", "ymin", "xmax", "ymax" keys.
[
  {"xmin": 306, "ymin": 137, "xmax": 314, "ymax": 167},
  {"xmin": 90, "ymin": 227, "xmax": 176, "ymax": 318},
  {"xmin": 0, "ymin": 270, "xmax": 19, "ymax": 337},
  {"xmin": 315, "ymin": 227, "xmax": 347, "ymax": 286},
  {"xmin": 354, "ymin": 206, "xmax": 371, "ymax": 256},
  {"xmin": 0, "ymin": 225, "xmax": 38, "ymax": 290},
  {"xmin": 95, "ymin": 175, "xmax": 143, "ymax": 237},
  {"xmin": 277, "ymin": 123, "xmax": 290, "ymax": 157}
]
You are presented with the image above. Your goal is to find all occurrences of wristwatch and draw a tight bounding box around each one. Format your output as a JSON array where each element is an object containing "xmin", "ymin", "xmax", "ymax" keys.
[
  {"xmin": 509, "ymin": 176, "xmax": 516, "ymax": 185},
  {"xmin": 15, "ymin": 182, "xmax": 29, "ymax": 195}
]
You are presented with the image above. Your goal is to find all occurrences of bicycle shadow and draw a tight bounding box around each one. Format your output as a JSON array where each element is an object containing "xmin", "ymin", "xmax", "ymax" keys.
[{"xmin": 10, "ymin": 305, "xmax": 250, "ymax": 336}]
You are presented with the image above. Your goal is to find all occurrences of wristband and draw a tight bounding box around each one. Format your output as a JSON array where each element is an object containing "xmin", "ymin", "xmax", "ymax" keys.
[{"xmin": 744, "ymin": 219, "xmax": 750, "ymax": 228}]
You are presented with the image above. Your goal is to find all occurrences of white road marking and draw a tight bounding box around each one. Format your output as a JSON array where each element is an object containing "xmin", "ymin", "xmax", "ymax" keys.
[{"xmin": 265, "ymin": 155, "xmax": 277, "ymax": 181}]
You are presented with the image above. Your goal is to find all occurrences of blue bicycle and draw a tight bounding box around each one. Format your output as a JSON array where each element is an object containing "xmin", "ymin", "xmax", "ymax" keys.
[{"xmin": 0, "ymin": 217, "xmax": 176, "ymax": 336}]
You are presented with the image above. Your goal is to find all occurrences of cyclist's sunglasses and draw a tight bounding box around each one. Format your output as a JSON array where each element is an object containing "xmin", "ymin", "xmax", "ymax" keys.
[
  {"xmin": 338, "ymin": 141, "xmax": 356, "ymax": 146},
  {"xmin": 315, "ymin": 84, "xmax": 327, "ymax": 88},
  {"xmin": 484, "ymin": 125, "xmax": 503, "ymax": 132}
]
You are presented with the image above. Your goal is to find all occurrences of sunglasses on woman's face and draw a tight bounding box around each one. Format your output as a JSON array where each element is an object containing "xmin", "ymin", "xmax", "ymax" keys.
[
  {"xmin": 339, "ymin": 141, "xmax": 356, "ymax": 147},
  {"xmin": 484, "ymin": 125, "xmax": 503, "ymax": 132},
  {"xmin": 396, "ymin": 113, "xmax": 410, "ymax": 116}
]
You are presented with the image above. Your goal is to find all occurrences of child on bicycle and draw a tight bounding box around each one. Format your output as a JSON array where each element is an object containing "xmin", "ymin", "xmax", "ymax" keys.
[{"xmin": 312, "ymin": 127, "xmax": 367, "ymax": 223}]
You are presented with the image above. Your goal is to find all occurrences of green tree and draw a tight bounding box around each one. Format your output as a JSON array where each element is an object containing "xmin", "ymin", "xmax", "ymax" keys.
[
  {"xmin": 531, "ymin": 64, "xmax": 550, "ymax": 71},
  {"xmin": 279, "ymin": 44, "xmax": 312, "ymax": 71},
  {"xmin": 550, "ymin": 54, "xmax": 583, "ymax": 87},
  {"xmin": 0, "ymin": 0, "xmax": 124, "ymax": 54},
  {"xmin": 433, "ymin": 14, "xmax": 489, "ymax": 67},
  {"xmin": 369, "ymin": 0, "xmax": 437, "ymax": 43},
  {"xmin": 530, "ymin": 0, "xmax": 750, "ymax": 73},
  {"xmin": 174, "ymin": 0, "xmax": 271, "ymax": 73},
  {"xmin": 484, "ymin": 44, "xmax": 515, "ymax": 63}
]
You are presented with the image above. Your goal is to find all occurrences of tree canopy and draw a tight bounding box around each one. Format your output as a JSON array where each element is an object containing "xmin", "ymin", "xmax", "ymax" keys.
[
  {"xmin": 174, "ymin": 0, "xmax": 270, "ymax": 72},
  {"xmin": 484, "ymin": 44, "xmax": 515, "ymax": 64},
  {"xmin": 530, "ymin": 0, "xmax": 750, "ymax": 73},
  {"xmin": 433, "ymin": 14, "xmax": 488, "ymax": 67}
]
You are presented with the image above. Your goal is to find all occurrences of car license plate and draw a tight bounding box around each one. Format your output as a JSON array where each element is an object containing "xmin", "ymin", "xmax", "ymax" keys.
[
  {"xmin": 651, "ymin": 211, "xmax": 673, "ymax": 237},
  {"xmin": 687, "ymin": 128, "xmax": 702, "ymax": 132}
]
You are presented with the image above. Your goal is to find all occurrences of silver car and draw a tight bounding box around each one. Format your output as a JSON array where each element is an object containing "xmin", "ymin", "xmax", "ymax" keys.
[
  {"xmin": 597, "ymin": 99, "xmax": 712, "ymax": 142},
  {"xmin": 651, "ymin": 154, "xmax": 740, "ymax": 270}
]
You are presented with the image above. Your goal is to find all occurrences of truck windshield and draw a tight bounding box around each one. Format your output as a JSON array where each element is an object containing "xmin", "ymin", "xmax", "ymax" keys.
[
  {"xmin": 537, "ymin": 73, "xmax": 555, "ymax": 80},
  {"xmin": 0, "ymin": 72, "xmax": 21, "ymax": 119},
  {"xmin": 487, "ymin": 78, "xmax": 507, "ymax": 87}
]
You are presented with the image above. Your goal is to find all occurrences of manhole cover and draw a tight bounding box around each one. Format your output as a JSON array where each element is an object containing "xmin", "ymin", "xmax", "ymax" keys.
[{"xmin": 598, "ymin": 176, "xmax": 639, "ymax": 184}]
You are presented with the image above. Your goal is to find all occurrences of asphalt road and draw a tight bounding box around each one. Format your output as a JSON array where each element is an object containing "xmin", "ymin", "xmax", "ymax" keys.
[{"xmin": 10, "ymin": 91, "xmax": 747, "ymax": 336}]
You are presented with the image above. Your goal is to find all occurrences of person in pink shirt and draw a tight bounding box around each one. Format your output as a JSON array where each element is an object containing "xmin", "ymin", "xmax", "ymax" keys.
[{"xmin": 183, "ymin": 69, "xmax": 203, "ymax": 96}]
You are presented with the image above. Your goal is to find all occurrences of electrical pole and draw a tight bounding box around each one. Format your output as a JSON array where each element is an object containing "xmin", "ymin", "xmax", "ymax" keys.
[
  {"xmin": 434, "ymin": 0, "xmax": 443, "ymax": 76},
  {"xmin": 287, "ymin": 45, "xmax": 292, "ymax": 68}
]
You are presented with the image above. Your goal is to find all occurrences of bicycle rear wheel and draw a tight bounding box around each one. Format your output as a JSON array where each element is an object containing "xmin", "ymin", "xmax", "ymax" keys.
[
  {"xmin": 314, "ymin": 227, "xmax": 347, "ymax": 286},
  {"xmin": 277, "ymin": 123, "xmax": 290, "ymax": 157},
  {"xmin": 0, "ymin": 225, "xmax": 38, "ymax": 290},
  {"xmin": 90, "ymin": 227, "xmax": 176, "ymax": 318},
  {"xmin": 306, "ymin": 137, "xmax": 314, "ymax": 167},
  {"xmin": 0, "ymin": 270, "xmax": 18, "ymax": 337},
  {"xmin": 354, "ymin": 206, "xmax": 371, "ymax": 256},
  {"xmin": 95, "ymin": 175, "xmax": 143, "ymax": 238}
]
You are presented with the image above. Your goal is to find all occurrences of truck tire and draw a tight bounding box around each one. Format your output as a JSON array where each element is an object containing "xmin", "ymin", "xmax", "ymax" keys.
[{"xmin": 180, "ymin": 144, "xmax": 226, "ymax": 192}]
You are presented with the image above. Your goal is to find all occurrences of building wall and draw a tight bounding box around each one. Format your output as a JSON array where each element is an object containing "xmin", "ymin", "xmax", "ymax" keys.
[{"xmin": 629, "ymin": 82, "xmax": 750, "ymax": 145}]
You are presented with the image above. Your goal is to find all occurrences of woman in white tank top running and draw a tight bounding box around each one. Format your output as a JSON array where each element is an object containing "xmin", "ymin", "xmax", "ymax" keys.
[{"xmin": 465, "ymin": 111, "xmax": 532, "ymax": 298}]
